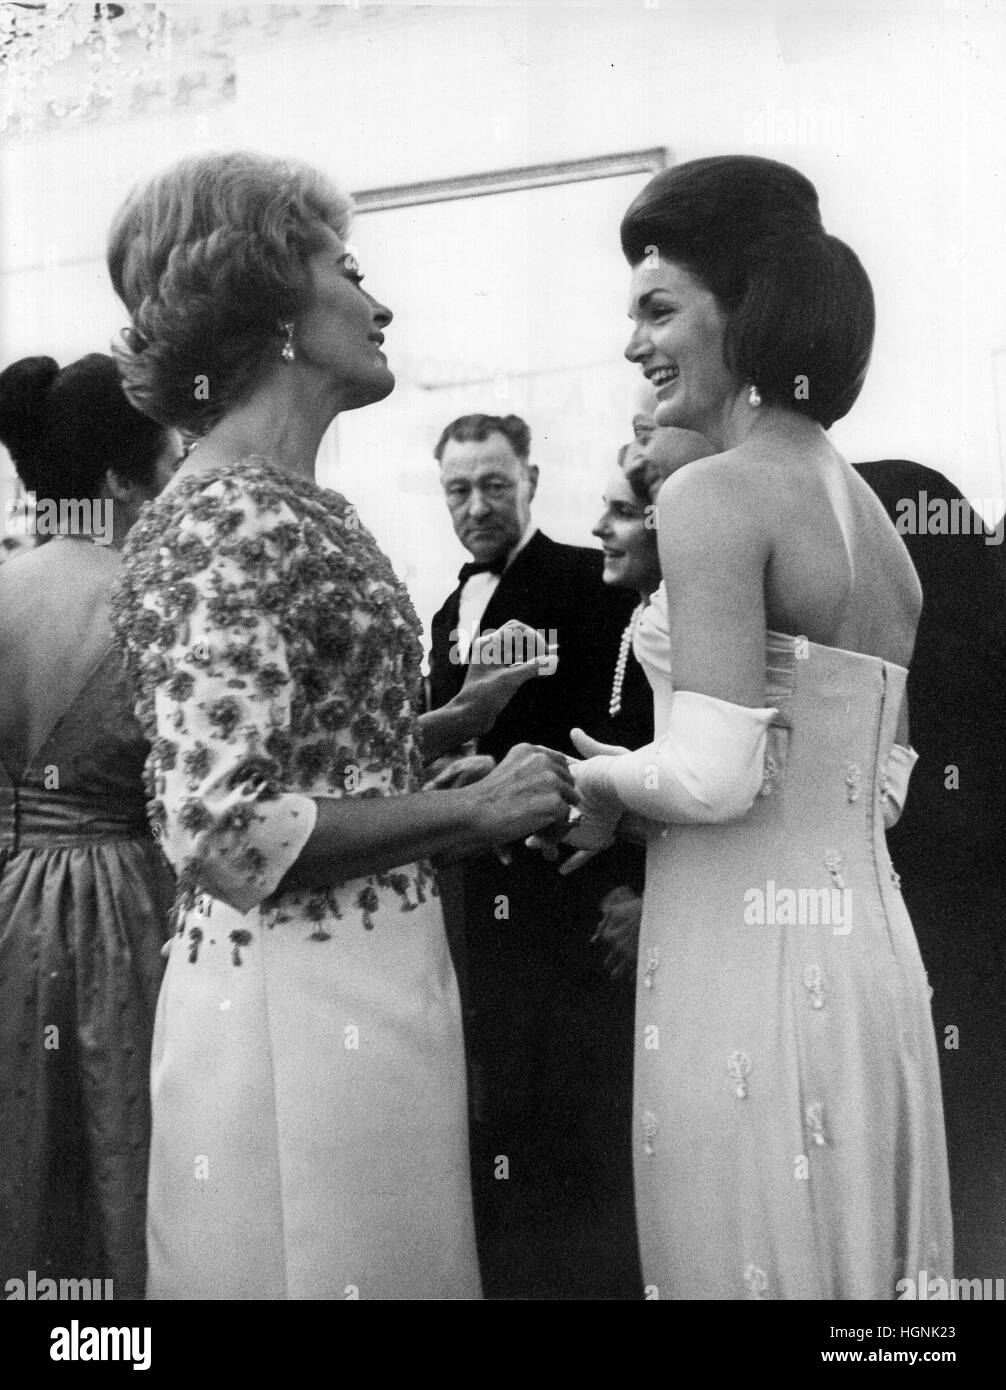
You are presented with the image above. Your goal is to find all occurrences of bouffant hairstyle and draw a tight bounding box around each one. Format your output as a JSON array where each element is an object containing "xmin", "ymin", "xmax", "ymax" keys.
[
  {"xmin": 620, "ymin": 156, "xmax": 874, "ymax": 429},
  {"xmin": 433, "ymin": 413, "xmax": 532, "ymax": 465},
  {"xmin": 0, "ymin": 353, "xmax": 169, "ymax": 501},
  {"xmin": 107, "ymin": 150, "xmax": 353, "ymax": 434}
]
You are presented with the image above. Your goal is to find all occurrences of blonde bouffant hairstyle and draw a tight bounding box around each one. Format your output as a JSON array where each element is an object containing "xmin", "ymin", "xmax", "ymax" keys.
[{"xmin": 107, "ymin": 150, "xmax": 353, "ymax": 434}]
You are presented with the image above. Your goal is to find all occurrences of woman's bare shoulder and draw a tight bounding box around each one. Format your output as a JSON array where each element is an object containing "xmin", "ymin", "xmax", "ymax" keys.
[{"xmin": 654, "ymin": 442, "xmax": 780, "ymax": 536}]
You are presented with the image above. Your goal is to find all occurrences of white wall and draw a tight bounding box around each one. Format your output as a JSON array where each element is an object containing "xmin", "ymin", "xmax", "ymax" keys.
[{"xmin": 3, "ymin": 1, "xmax": 1005, "ymax": 629}]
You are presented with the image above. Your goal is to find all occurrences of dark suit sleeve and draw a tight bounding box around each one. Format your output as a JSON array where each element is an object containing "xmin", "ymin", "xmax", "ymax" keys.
[
  {"xmin": 427, "ymin": 592, "xmax": 465, "ymax": 712},
  {"xmin": 477, "ymin": 542, "xmax": 637, "ymax": 760}
]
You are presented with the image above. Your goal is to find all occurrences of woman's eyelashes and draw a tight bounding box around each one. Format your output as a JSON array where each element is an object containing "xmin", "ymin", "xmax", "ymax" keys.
[{"xmin": 632, "ymin": 295, "xmax": 676, "ymax": 324}]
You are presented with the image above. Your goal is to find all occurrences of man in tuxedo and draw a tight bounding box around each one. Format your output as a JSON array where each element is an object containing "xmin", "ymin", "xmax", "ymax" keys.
[{"xmin": 429, "ymin": 413, "xmax": 646, "ymax": 1299}]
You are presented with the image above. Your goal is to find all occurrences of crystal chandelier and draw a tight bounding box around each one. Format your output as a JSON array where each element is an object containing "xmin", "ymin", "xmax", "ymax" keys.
[
  {"xmin": 0, "ymin": 7, "xmax": 392, "ymax": 136},
  {"xmin": 0, "ymin": 3, "xmax": 174, "ymax": 134}
]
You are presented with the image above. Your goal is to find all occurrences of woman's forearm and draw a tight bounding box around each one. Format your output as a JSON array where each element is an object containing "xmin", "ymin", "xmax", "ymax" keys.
[
  {"xmin": 417, "ymin": 698, "xmax": 482, "ymax": 762},
  {"xmin": 277, "ymin": 785, "xmax": 489, "ymax": 892}
]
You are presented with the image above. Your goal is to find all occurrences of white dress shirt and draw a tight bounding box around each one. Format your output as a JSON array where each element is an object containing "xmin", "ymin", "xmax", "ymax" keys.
[{"xmin": 455, "ymin": 523, "xmax": 538, "ymax": 662}]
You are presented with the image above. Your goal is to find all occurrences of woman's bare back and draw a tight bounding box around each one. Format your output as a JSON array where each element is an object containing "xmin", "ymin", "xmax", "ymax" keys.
[
  {"xmin": 755, "ymin": 436, "xmax": 922, "ymax": 670},
  {"xmin": 0, "ymin": 542, "xmax": 120, "ymax": 777}
]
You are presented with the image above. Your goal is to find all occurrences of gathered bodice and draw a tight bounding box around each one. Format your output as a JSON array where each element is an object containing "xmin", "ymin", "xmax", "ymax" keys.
[{"xmin": 0, "ymin": 646, "xmax": 150, "ymax": 850}]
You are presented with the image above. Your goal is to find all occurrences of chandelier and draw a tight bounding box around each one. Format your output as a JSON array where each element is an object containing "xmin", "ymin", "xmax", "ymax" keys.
[
  {"xmin": 0, "ymin": 5, "xmax": 389, "ymax": 137},
  {"xmin": 0, "ymin": 3, "xmax": 221, "ymax": 135},
  {"xmin": 0, "ymin": 3, "xmax": 176, "ymax": 133}
]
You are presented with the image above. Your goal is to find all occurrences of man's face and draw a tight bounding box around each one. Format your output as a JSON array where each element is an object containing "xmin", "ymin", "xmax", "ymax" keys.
[
  {"xmin": 631, "ymin": 414, "xmax": 713, "ymax": 498},
  {"xmin": 439, "ymin": 432, "xmax": 538, "ymax": 564}
]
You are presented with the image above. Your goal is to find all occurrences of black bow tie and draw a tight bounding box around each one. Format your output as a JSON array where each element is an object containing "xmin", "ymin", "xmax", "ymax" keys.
[{"xmin": 458, "ymin": 556, "xmax": 506, "ymax": 585}]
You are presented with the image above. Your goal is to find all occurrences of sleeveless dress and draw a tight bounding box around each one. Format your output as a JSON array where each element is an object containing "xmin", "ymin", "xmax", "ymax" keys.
[
  {"xmin": 112, "ymin": 458, "xmax": 481, "ymax": 1300},
  {"xmin": 631, "ymin": 584, "xmax": 953, "ymax": 1299},
  {"xmin": 0, "ymin": 647, "xmax": 175, "ymax": 1299}
]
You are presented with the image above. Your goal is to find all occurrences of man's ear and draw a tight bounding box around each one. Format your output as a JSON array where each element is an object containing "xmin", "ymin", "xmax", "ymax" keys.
[{"xmin": 525, "ymin": 463, "xmax": 539, "ymax": 501}]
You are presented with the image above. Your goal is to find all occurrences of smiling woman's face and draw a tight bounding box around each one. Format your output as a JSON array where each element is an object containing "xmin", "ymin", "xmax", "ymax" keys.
[
  {"xmin": 624, "ymin": 256, "xmax": 739, "ymax": 440},
  {"xmin": 592, "ymin": 466, "xmax": 660, "ymax": 596}
]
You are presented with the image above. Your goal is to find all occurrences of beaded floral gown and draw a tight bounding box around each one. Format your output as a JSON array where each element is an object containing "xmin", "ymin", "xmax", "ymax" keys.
[
  {"xmin": 631, "ymin": 585, "xmax": 953, "ymax": 1299},
  {"xmin": 113, "ymin": 458, "xmax": 481, "ymax": 1300}
]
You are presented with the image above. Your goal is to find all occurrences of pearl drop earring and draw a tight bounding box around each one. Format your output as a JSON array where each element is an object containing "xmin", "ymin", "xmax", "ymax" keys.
[{"xmin": 281, "ymin": 322, "xmax": 296, "ymax": 363}]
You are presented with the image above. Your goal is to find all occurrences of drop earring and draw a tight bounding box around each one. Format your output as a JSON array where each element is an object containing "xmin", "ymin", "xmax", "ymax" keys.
[
  {"xmin": 281, "ymin": 322, "xmax": 296, "ymax": 363},
  {"xmin": 748, "ymin": 383, "xmax": 762, "ymax": 408}
]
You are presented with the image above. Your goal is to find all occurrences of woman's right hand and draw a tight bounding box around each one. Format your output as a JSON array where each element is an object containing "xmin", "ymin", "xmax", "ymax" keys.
[{"xmin": 467, "ymin": 742, "xmax": 579, "ymax": 847}]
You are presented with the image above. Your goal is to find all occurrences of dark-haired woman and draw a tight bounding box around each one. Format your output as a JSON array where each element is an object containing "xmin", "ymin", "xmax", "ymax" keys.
[
  {"xmin": 106, "ymin": 151, "xmax": 575, "ymax": 1300},
  {"xmin": 554, "ymin": 156, "xmax": 953, "ymax": 1298},
  {"xmin": 0, "ymin": 354, "xmax": 178, "ymax": 1298},
  {"xmin": 585, "ymin": 442, "xmax": 663, "ymax": 987}
]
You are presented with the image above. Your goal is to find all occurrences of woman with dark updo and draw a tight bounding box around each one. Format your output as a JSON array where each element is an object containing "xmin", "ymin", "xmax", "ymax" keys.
[
  {"xmin": 0, "ymin": 353, "xmax": 178, "ymax": 1298},
  {"xmin": 106, "ymin": 150, "xmax": 575, "ymax": 1299},
  {"xmin": 547, "ymin": 156, "xmax": 953, "ymax": 1298}
]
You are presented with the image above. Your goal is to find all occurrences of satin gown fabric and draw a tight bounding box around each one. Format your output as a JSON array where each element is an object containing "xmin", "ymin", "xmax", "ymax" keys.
[{"xmin": 630, "ymin": 585, "xmax": 953, "ymax": 1299}]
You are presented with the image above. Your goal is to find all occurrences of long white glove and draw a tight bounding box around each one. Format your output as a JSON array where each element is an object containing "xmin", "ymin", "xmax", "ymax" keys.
[
  {"xmin": 880, "ymin": 743, "xmax": 918, "ymax": 829},
  {"xmin": 572, "ymin": 688, "xmax": 777, "ymax": 827}
]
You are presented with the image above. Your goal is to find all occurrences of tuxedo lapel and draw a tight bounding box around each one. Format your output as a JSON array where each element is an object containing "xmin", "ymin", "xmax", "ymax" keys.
[
  {"xmin": 478, "ymin": 532, "xmax": 551, "ymax": 634},
  {"xmin": 430, "ymin": 533, "xmax": 556, "ymax": 711},
  {"xmin": 429, "ymin": 584, "xmax": 466, "ymax": 707},
  {"xmin": 435, "ymin": 585, "xmax": 463, "ymax": 643}
]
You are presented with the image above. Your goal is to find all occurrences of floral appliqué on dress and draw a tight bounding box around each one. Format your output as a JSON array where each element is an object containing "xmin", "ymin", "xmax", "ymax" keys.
[{"xmin": 112, "ymin": 457, "xmax": 438, "ymax": 957}]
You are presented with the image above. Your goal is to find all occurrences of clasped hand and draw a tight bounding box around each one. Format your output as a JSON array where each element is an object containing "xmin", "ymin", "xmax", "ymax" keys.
[{"xmin": 525, "ymin": 728, "xmax": 629, "ymax": 874}]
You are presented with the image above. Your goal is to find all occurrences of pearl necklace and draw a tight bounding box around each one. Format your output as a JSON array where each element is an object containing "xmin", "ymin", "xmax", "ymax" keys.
[{"xmin": 609, "ymin": 601, "xmax": 646, "ymax": 718}]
